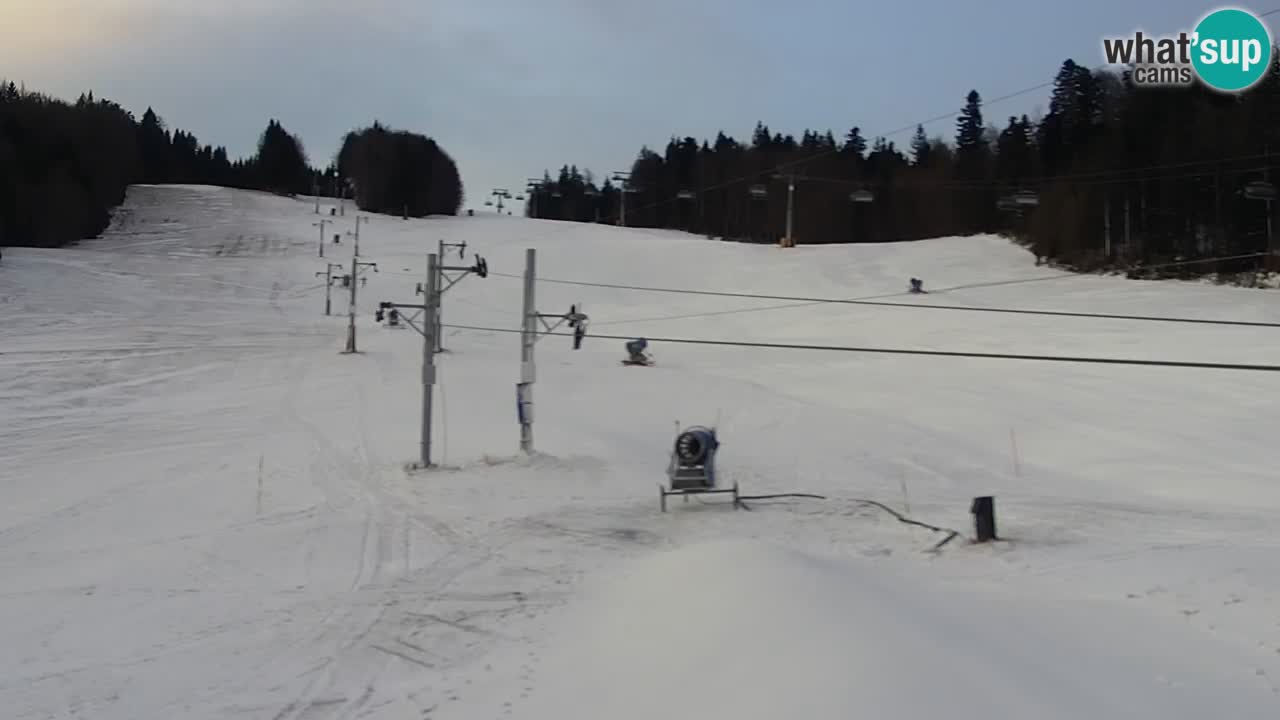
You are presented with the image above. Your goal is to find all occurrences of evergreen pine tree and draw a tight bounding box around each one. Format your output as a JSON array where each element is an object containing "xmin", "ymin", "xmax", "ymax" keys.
[
  {"xmin": 911, "ymin": 124, "xmax": 931, "ymax": 166},
  {"xmin": 843, "ymin": 127, "xmax": 867, "ymax": 159},
  {"xmin": 255, "ymin": 119, "xmax": 309, "ymax": 194}
]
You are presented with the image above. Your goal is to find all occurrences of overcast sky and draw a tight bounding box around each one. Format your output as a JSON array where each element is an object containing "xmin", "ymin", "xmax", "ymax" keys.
[{"xmin": 4, "ymin": 0, "xmax": 1271, "ymax": 206}]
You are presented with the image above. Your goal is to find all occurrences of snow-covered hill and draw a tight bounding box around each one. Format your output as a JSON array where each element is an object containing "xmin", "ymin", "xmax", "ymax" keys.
[{"xmin": 2, "ymin": 184, "xmax": 1278, "ymax": 719}]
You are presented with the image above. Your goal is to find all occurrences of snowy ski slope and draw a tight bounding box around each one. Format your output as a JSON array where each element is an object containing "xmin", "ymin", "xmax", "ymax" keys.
[{"xmin": 2, "ymin": 184, "xmax": 1279, "ymax": 718}]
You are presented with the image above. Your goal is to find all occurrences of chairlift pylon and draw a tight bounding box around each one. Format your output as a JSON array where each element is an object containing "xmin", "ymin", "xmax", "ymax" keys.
[
  {"xmin": 1013, "ymin": 190, "xmax": 1040, "ymax": 207},
  {"xmin": 1244, "ymin": 180, "xmax": 1277, "ymax": 201}
]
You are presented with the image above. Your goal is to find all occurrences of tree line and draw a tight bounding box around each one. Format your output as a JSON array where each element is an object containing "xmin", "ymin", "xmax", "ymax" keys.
[
  {"xmin": 337, "ymin": 122, "xmax": 463, "ymax": 218},
  {"xmin": 529, "ymin": 54, "xmax": 1280, "ymax": 280},
  {"xmin": 0, "ymin": 81, "xmax": 464, "ymax": 249}
]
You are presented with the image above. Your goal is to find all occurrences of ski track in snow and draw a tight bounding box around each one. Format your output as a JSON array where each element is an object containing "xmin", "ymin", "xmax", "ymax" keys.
[{"xmin": 1, "ymin": 184, "xmax": 1279, "ymax": 718}]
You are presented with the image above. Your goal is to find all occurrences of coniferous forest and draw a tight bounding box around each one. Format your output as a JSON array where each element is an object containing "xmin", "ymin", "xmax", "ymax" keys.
[
  {"xmin": 0, "ymin": 82, "xmax": 464, "ymax": 249},
  {"xmin": 338, "ymin": 123, "xmax": 464, "ymax": 218},
  {"xmin": 529, "ymin": 56, "xmax": 1280, "ymax": 279},
  {"xmin": 7, "ymin": 54, "xmax": 1280, "ymax": 280}
]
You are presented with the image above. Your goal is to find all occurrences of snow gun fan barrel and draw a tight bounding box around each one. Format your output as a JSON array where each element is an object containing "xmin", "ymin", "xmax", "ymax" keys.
[{"xmin": 675, "ymin": 427, "xmax": 714, "ymax": 467}]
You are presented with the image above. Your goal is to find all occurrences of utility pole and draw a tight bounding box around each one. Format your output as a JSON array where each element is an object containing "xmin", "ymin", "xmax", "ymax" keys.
[
  {"xmin": 1266, "ymin": 195, "xmax": 1276, "ymax": 264},
  {"xmin": 375, "ymin": 256, "xmax": 437, "ymax": 469},
  {"xmin": 342, "ymin": 245, "xmax": 378, "ymax": 354},
  {"xmin": 420, "ymin": 253, "xmax": 439, "ymax": 468},
  {"xmin": 1266, "ymin": 155, "xmax": 1275, "ymax": 268},
  {"xmin": 1104, "ymin": 194, "xmax": 1112, "ymax": 259},
  {"xmin": 433, "ymin": 239, "xmax": 473, "ymax": 352},
  {"xmin": 377, "ymin": 250, "xmax": 488, "ymax": 468},
  {"xmin": 519, "ymin": 249, "xmax": 537, "ymax": 454},
  {"xmin": 772, "ymin": 173, "xmax": 799, "ymax": 247},
  {"xmin": 313, "ymin": 219, "xmax": 331, "ymax": 258},
  {"xmin": 1242, "ymin": 170, "xmax": 1278, "ymax": 271},
  {"xmin": 1124, "ymin": 194, "xmax": 1131, "ymax": 260},
  {"xmin": 785, "ymin": 176, "xmax": 795, "ymax": 247},
  {"xmin": 315, "ymin": 262, "xmax": 343, "ymax": 315},
  {"xmin": 612, "ymin": 172, "xmax": 632, "ymax": 226},
  {"xmin": 516, "ymin": 248, "xmax": 588, "ymax": 455},
  {"xmin": 676, "ymin": 190, "xmax": 696, "ymax": 233},
  {"xmin": 347, "ymin": 216, "xmax": 366, "ymax": 257}
]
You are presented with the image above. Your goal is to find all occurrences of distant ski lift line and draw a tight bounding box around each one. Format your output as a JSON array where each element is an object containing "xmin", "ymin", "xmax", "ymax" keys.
[
  {"xmin": 587, "ymin": 9, "xmax": 1280, "ymax": 225},
  {"xmin": 488, "ymin": 251, "xmax": 1280, "ymax": 330},
  {"xmin": 440, "ymin": 323, "xmax": 1280, "ymax": 373}
]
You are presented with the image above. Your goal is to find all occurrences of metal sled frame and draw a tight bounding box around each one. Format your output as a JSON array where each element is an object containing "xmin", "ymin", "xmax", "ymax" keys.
[
  {"xmin": 659, "ymin": 424, "xmax": 741, "ymax": 512},
  {"xmin": 659, "ymin": 481, "xmax": 740, "ymax": 512}
]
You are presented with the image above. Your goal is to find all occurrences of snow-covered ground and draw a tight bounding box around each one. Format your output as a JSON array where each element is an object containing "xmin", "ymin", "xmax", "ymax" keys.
[{"xmin": 2, "ymin": 184, "xmax": 1279, "ymax": 719}]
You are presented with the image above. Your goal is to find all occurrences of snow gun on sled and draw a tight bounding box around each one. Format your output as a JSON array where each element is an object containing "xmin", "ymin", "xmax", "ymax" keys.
[
  {"xmin": 660, "ymin": 422, "xmax": 740, "ymax": 511},
  {"xmin": 622, "ymin": 338, "xmax": 654, "ymax": 366}
]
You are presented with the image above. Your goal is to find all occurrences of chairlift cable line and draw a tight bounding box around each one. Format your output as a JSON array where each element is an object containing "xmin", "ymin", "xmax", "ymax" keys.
[
  {"xmin": 439, "ymin": 323, "xmax": 1280, "ymax": 373},
  {"xmin": 568, "ymin": 8, "xmax": 1280, "ymax": 224},
  {"xmin": 489, "ymin": 250, "xmax": 1279, "ymax": 329}
]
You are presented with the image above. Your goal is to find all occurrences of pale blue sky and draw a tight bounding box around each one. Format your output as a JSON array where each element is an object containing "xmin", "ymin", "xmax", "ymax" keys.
[{"xmin": 4, "ymin": 1, "xmax": 1273, "ymax": 206}]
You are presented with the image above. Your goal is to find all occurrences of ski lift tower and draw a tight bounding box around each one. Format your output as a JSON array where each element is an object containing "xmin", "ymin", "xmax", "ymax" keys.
[
  {"xmin": 676, "ymin": 189, "xmax": 696, "ymax": 232},
  {"xmin": 584, "ymin": 185, "xmax": 601, "ymax": 222},
  {"xmin": 1243, "ymin": 179, "xmax": 1277, "ymax": 269},
  {"xmin": 612, "ymin": 171, "xmax": 635, "ymax": 226},
  {"xmin": 849, "ymin": 188, "xmax": 874, "ymax": 243},
  {"xmin": 660, "ymin": 422, "xmax": 740, "ymax": 512},
  {"xmin": 526, "ymin": 179, "xmax": 545, "ymax": 218},
  {"xmin": 491, "ymin": 188, "xmax": 512, "ymax": 214}
]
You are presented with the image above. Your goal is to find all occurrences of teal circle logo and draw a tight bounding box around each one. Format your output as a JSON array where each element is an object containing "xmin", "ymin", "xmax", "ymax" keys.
[{"xmin": 1191, "ymin": 8, "xmax": 1273, "ymax": 92}]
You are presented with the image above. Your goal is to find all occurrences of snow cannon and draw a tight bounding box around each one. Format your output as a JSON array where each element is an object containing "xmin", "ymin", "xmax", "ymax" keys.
[
  {"xmin": 660, "ymin": 422, "xmax": 739, "ymax": 512},
  {"xmin": 668, "ymin": 425, "xmax": 718, "ymax": 492},
  {"xmin": 623, "ymin": 338, "xmax": 652, "ymax": 366},
  {"xmin": 375, "ymin": 302, "xmax": 402, "ymax": 328}
]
